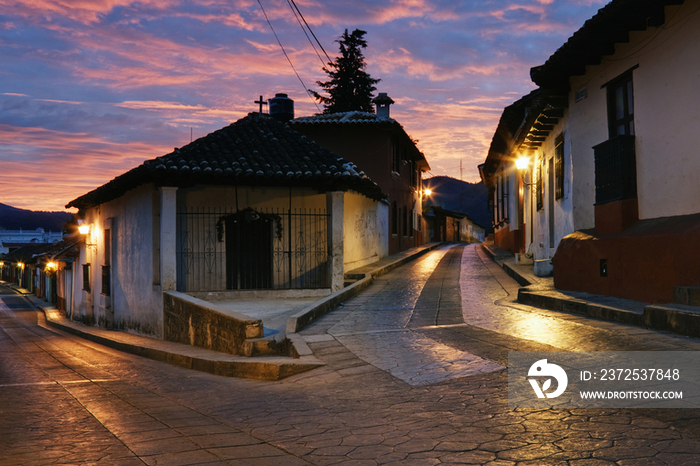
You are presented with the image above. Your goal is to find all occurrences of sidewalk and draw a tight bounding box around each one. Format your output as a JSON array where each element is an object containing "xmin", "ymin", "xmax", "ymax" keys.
[
  {"xmin": 3, "ymin": 242, "xmax": 443, "ymax": 381},
  {"xmin": 481, "ymin": 242, "xmax": 700, "ymax": 339}
]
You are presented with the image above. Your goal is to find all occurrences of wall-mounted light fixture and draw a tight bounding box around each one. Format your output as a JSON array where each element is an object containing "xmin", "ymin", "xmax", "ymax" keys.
[
  {"xmin": 515, "ymin": 155, "xmax": 536, "ymax": 187},
  {"xmin": 78, "ymin": 220, "xmax": 97, "ymax": 251},
  {"xmin": 46, "ymin": 261, "xmax": 57, "ymax": 272}
]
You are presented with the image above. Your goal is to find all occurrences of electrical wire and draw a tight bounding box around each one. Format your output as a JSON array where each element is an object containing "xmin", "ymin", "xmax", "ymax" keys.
[
  {"xmin": 286, "ymin": 0, "xmax": 327, "ymax": 68},
  {"xmin": 288, "ymin": 0, "xmax": 332, "ymax": 64},
  {"xmin": 256, "ymin": 0, "xmax": 321, "ymax": 112}
]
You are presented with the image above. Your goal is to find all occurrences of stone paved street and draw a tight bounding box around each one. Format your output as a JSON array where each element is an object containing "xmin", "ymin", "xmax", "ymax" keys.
[{"xmin": 3, "ymin": 243, "xmax": 700, "ymax": 465}]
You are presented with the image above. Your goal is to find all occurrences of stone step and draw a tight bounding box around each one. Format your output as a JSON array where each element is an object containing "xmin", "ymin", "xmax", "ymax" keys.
[
  {"xmin": 673, "ymin": 286, "xmax": 700, "ymax": 306},
  {"xmin": 242, "ymin": 334, "xmax": 294, "ymax": 357}
]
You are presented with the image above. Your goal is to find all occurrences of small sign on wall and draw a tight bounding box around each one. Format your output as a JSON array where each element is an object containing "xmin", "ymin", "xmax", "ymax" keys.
[{"xmin": 575, "ymin": 87, "xmax": 588, "ymax": 103}]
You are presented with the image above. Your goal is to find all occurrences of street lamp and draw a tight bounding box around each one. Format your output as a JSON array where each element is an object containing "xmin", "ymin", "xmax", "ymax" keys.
[
  {"xmin": 77, "ymin": 220, "xmax": 90, "ymax": 235},
  {"xmin": 515, "ymin": 156, "xmax": 529, "ymax": 171},
  {"xmin": 515, "ymin": 155, "xmax": 536, "ymax": 186},
  {"xmin": 78, "ymin": 221, "xmax": 97, "ymax": 251}
]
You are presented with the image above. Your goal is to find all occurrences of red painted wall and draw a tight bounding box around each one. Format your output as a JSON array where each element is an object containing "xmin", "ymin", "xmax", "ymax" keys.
[{"xmin": 554, "ymin": 213, "xmax": 700, "ymax": 303}]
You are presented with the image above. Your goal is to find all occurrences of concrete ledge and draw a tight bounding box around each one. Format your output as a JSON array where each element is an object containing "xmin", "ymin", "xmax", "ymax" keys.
[
  {"xmin": 286, "ymin": 275, "xmax": 373, "ymax": 333},
  {"xmin": 502, "ymin": 262, "xmax": 536, "ymax": 287},
  {"xmin": 163, "ymin": 291, "xmax": 263, "ymax": 356},
  {"xmin": 518, "ymin": 289, "xmax": 645, "ymax": 326},
  {"xmin": 36, "ymin": 304, "xmax": 323, "ymax": 381},
  {"xmin": 286, "ymin": 243, "xmax": 443, "ymax": 333},
  {"xmin": 644, "ymin": 304, "xmax": 700, "ymax": 337},
  {"xmin": 187, "ymin": 288, "xmax": 331, "ymax": 301}
]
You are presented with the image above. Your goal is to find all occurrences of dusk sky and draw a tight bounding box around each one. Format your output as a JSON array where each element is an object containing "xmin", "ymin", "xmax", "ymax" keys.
[{"xmin": 1, "ymin": 0, "xmax": 606, "ymax": 212}]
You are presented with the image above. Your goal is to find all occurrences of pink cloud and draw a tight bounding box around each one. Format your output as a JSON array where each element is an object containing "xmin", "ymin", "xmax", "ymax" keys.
[{"xmin": 0, "ymin": 0, "xmax": 179, "ymax": 25}]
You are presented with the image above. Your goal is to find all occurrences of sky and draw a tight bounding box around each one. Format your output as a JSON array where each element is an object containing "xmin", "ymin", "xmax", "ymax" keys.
[{"xmin": 0, "ymin": 0, "xmax": 607, "ymax": 212}]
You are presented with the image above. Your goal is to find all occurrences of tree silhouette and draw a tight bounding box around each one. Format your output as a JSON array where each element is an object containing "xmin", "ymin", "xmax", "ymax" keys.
[{"xmin": 310, "ymin": 29, "xmax": 380, "ymax": 114}]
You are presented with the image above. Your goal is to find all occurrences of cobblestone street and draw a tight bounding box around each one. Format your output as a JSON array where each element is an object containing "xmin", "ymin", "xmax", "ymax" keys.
[{"xmin": 3, "ymin": 244, "xmax": 700, "ymax": 465}]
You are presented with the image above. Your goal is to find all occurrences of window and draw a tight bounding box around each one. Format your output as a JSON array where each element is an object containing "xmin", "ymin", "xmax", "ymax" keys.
[
  {"xmin": 102, "ymin": 229, "xmax": 111, "ymax": 296},
  {"xmin": 594, "ymin": 66, "xmax": 638, "ymax": 205},
  {"xmin": 504, "ymin": 171, "xmax": 509, "ymax": 219},
  {"xmin": 391, "ymin": 138, "xmax": 401, "ymax": 173},
  {"xmin": 403, "ymin": 206, "xmax": 408, "ymax": 236},
  {"xmin": 410, "ymin": 209, "xmax": 414, "ymax": 237},
  {"xmin": 606, "ymin": 68, "xmax": 635, "ymax": 138},
  {"xmin": 82, "ymin": 263, "xmax": 90, "ymax": 292},
  {"xmin": 391, "ymin": 202, "xmax": 398, "ymax": 235},
  {"xmin": 410, "ymin": 160, "xmax": 417, "ymax": 187},
  {"xmin": 497, "ymin": 174, "xmax": 504, "ymax": 221},
  {"xmin": 536, "ymin": 160, "xmax": 543, "ymax": 211},
  {"xmin": 555, "ymin": 134, "xmax": 564, "ymax": 200}
]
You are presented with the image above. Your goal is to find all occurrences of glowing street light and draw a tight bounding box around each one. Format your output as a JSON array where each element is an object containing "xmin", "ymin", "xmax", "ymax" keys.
[
  {"xmin": 515, "ymin": 156, "xmax": 530, "ymax": 170},
  {"xmin": 78, "ymin": 221, "xmax": 90, "ymax": 235}
]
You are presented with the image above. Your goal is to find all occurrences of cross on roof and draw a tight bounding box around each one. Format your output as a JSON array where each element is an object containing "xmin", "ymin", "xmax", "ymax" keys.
[{"xmin": 255, "ymin": 95, "xmax": 267, "ymax": 114}]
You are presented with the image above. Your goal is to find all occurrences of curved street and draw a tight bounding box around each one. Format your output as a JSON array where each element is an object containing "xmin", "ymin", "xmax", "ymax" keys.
[{"xmin": 3, "ymin": 243, "xmax": 700, "ymax": 465}]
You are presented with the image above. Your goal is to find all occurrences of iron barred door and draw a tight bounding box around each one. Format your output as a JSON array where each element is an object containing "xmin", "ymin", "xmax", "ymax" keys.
[{"xmin": 225, "ymin": 212, "xmax": 273, "ymax": 290}]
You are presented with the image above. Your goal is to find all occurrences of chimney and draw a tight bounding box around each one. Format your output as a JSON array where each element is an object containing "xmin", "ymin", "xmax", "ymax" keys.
[
  {"xmin": 268, "ymin": 93, "xmax": 294, "ymax": 123},
  {"xmin": 372, "ymin": 92, "xmax": 394, "ymax": 119}
]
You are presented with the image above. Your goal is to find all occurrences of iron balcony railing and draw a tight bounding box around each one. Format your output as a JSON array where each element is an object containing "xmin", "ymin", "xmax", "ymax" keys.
[
  {"xmin": 593, "ymin": 135, "xmax": 637, "ymax": 205},
  {"xmin": 176, "ymin": 207, "xmax": 330, "ymax": 292}
]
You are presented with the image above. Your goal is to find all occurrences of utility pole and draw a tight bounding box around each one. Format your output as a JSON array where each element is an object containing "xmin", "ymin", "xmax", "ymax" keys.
[{"xmin": 460, "ymin": 158, "xmax": 464, "ymax": 211}]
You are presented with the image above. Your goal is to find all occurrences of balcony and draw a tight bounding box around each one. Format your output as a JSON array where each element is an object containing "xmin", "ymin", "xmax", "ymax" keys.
[{"xmin": 593, "ymin": 135, "xmax": 637, "ymax": 205}]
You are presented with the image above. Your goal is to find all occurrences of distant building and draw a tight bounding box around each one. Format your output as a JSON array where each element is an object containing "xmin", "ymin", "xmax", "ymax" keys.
[
  {"xmin": 424, "ymin": 206, "xmax": 485, "ymax": 244},
  {"xmin": 0, "ymin": 228, "xmax": 64, "ymax": 255}
]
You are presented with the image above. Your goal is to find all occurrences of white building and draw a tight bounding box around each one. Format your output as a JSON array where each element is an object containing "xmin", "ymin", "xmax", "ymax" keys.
[
  {"xmin": 482, "ymin": 0, "xmax": 700, "ymax": 302},
  {"xmin": 65, "ymin": 113, "xmax": 388, "ymax": 349},
  {"xmin": 0, "ymin": 228, "xmax": 64, "ymax": 254}
]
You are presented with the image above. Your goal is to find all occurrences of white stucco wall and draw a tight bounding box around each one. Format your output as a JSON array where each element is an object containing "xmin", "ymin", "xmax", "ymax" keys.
[
  {"xmin": 77, "ymin": 183, "xmax": 163, "ymax": 336},
  {"xmin": 343, "ymin": 192, "xmax": 389, "ymax": 271},
  {"xmin": 568, "ymin": 2, "xmax": 700, "ymax": 221},
  {"xmin": 530, "ymin": 115, "xmax": 574, "ymax": 261}
]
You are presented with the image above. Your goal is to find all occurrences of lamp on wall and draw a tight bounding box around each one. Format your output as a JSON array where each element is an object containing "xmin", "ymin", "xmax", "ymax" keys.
[
  {"xmin": 515, "ymin": 155, "xmax": 536, "ymax": 187},
  {"xmin": 78, "ymin": 220, "xmax": 97, "ymax": 251}
]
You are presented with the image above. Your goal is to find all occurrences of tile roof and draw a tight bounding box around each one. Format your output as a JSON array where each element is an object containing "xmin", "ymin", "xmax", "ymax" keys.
[
  {"xmin": 290, "ymin": 111, "xmax": 398, "ymax": 125},
  {"xmin": 531, "ymin": 0, "xmax": 685, "ymax": 89},
  {"xmin": 289, "ymin": 111, "xmax": 430, "ymax": 167},
  {"xmin": 67, "ymin": 113, "xmax": 385, "ymax": 210},
  {"xmin": 480, "ymin": 89, "xmax": 547, "ymax": 186}
]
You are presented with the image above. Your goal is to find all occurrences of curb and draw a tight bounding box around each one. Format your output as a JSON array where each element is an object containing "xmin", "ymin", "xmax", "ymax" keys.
[
  {"xmin": 25, "ymin": 297, "xmax": 324, "ymax": 381},
  {"xmin": 517, "ymin": 289, "xmax": 645, "ymax": 326},
  {"xmin": 286, "ymin": 242, "xmax": 444, "ymax": 333},
  {"xmin": 481, "ymin": 246, "xmax": 700, "ymax": 339}
]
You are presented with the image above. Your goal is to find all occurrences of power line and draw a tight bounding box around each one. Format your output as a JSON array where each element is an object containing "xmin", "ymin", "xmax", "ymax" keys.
[
  {"xmin": 288, "ymin": 0, "xmax": 332, "ymax": 64},
  {"xmin": 285, "ymin": 0, "xmax": 326, "ymax": 68},
  {"xmin": 256, "ymin": 0, "xmax": 321, "ymax": 112}
]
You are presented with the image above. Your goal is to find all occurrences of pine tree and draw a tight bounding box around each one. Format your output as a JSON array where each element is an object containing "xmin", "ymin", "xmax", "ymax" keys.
[{"xmin": 310, "ymin": 29, "xmax": 380, "ymax": 114}]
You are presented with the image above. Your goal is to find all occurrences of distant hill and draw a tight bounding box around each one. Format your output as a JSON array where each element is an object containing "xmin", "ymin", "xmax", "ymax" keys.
[
  {"xmin": 423, "ymin": 176, "xmax": 492, "ymax": 233},
  {"xmin": 0, "ymin": 203, "xmax": 71, "ymax": 232}
]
